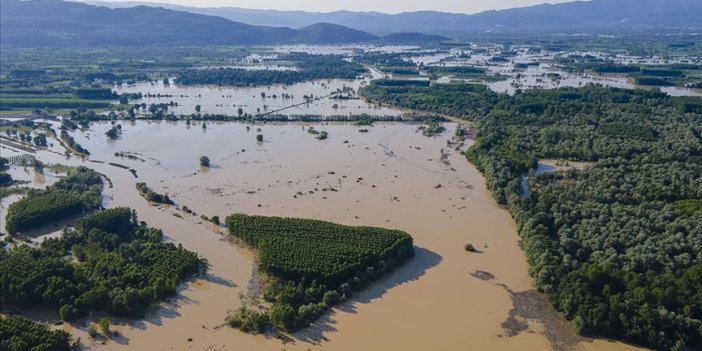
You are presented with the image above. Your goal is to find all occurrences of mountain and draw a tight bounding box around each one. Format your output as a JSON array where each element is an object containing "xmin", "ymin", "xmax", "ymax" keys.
[
  {"xmin": 0, "ymin": 0, "xmax": 288, "ymax": 47},
  {"xmin": 380, "ymin": 33, "xmax": 449, "ymax": 45},
  {"xmin": 81, "ymin": 0, "xmax": 702, "ymax": 36},
  {"xmin": 0, "ymin": 0, "xmax": 391, "ymax": 47},
  {"xmin": 296, "ymin": 23, "xmax": 378, "ymax": 44},
  {"xmin": 4, "ymin": 0, "xmax": 698, "ymax": 48}
]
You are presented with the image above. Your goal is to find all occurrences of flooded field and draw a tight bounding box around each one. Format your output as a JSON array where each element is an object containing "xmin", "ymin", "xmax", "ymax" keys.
[
  {"xmin": 1, "ymin": 120, "xmax": 647, "ymax": 351},
  {"xmin": 109, "ymin": 45, "xmax": 701, "ymax": 119},
  {"xmin": 273, "ymin": 44, "xmax": 421, "ymax": 55},
  {"xmin": 113, "ymin": 71, "xmax": 403, "ymax": 117},
  {"xmin": 399, "ymin": 47, "xmax": 702, "ymax": 97}
]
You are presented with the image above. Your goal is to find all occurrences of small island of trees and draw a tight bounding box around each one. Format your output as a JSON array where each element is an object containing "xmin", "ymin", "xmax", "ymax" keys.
[
  {"xmin": 225, "ymin": 214, "xmax": 414, "ymax": 332},
  {"xmin": 136, "ymin": 182, "xmax": 174, "ymax": 205},
  {"xmin": 4, "ymin": 167, "xmax": 103, "ymax": 233}
]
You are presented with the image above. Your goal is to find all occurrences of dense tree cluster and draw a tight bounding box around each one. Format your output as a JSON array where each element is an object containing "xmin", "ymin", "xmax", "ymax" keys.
[
  {"xmin": 226, "ymin": 214, "xmax": 414, "ymax": 331},
  {"xmin": 425, "ymin": 66, "xmax": 486, "ymax": 76},
  {"xmin": 372, "ymin": 79, "xmax": 430, "ymax": 87},
  {"xmin": 73, "ymin": 88, "xmax": 118, "ymax": 100},
  {"xmin": 564, "ymin": 62, "xmax": 700, "ymax": 88},
  {"xmin": 356, "ymin": 52, "xmax": 416, "ymax": 68},
  {"xmin": 0, "ymin": 158, "xmax": 12, "ymax": 187},
  {"xmin": 136, "ymin": 182, "xmax": 174, "ymax": 205},
  {"xmin": 0, "ymin": 315, "xmax": 78, "ymax": 351},
  {"xmin": 0, "ymin": 207, "xmax": 207, "ymax": 321},
  {"xmin": 361, "ymin": 82, "xmax": 498, "ymax": 120},
  {"xmin": 60, "ymin": 130, "xmax": 89, "ymax": 155},
  {"xmin": 359, "ymin": 83, "xmax": 702, "ymax": 350},
  {"xmin": 176, "ymin": 54, "xmax": 367, "ymax": 86},
  {"xmin": 636, "ymin": 76, "xmax": 673, "ymax": 86},
  {"xmin": 4, "ymin": 167, "xmax": 103, "ymax": 233},
  {"xmin": 105, "ymin": 126, "xmax": 120, "ymax": 140}
]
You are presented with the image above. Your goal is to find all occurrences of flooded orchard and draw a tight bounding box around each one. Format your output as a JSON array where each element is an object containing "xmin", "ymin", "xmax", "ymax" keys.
[{"xmin": 1, "ymin": 119, "xmax": 645, "ymax": 351}]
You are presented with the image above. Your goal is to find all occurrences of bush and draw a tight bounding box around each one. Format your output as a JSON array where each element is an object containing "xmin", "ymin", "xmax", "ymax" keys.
[
  {"xmin": 98, "ymin": 318, "xmax": 110, "ymax": 337},
  {"xmin": 270, "ymin": 303, "xmax": 296, "ymax": 331},
  {"xmin": 226, "ymin": 307, "xmax": 270, "ymax": 334},
  {"xmin": 0, "ymin": 172, "xmax": 12, "ymax": 186},
  {"xmin": 87, "ymin": 324, "xmax": 99, "ymax": 338}
]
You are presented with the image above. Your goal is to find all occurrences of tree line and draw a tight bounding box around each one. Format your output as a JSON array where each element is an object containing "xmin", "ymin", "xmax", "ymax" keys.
[{"xmin": 176, "ymin": 53, "xmax": 367, "ymax": 87}]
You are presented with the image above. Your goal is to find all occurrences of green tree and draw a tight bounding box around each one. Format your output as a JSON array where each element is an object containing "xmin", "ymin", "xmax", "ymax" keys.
[
  {"xmin": 98, "ymin": 318, "xmax": 110, "ymax": 337},
  {"xmin": 0, "ymin": 172, "xmax": 12, "ymax": 186},
  {"xmin": 270, "ymin": 303, "xmax": 296, "ymax": 331}
]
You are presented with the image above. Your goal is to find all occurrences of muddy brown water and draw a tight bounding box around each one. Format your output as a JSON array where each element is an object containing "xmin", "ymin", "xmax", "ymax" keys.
[
  {"xmin": 2, "ymin": 121, "xmax": 646, "ymax": 351},
  {"xmin": 112, "ymin": 68, "xmax": 400, "ymax": 117}
]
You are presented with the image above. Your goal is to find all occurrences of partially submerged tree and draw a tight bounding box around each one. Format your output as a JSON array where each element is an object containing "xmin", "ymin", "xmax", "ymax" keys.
[{"xmin": 200, "ymin": 155, "xmax": 210, "ymax": 167}]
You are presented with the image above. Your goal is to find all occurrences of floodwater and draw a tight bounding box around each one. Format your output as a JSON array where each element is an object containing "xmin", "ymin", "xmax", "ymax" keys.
[
  {"xmin": 1, "ymin": 120, "xmax": 647, "ymax": 351},
  {"xmin": 112, "ymin": 45, "xmax": 700, "ymax": 120},
  {"xmin": 273, "ymin": 44, "xmax": 421, "ymax": 55},
  {"xmin": 521, "ymin": 160, "xmax": 593, "ymax": 198},
  {"xmin": 113, "ymin": 72, "xmax": 403, "ymax": 117},
  {"xmin": 0, "ymin": 157, "xmax": 64, "ymax": 242},
  {"xmin": 407, "ymin": 47, "xmax": 702, "ymax": 97}
]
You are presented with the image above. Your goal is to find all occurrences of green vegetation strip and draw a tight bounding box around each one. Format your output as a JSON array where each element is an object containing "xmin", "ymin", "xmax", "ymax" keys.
[
  {"xmin": 176, "ymin": 53, "xmax": 367, "ymax": 86},
  {"xmin": 136, "ymin": 182, "xmax": 174, "ymax": 205},
  {"xmin": 226, "ymin": 214, "xmax": 413, "ymax": 332}
]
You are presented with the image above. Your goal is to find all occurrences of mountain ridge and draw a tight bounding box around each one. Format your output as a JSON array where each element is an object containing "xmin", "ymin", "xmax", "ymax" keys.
[
  {"xmin": 1, "ymin": 0, "xmax": 445, "ymax": 48},
  {"xmin": 2, "ymin": 0, "xmax": 700, "ymax": 48},
  {"xmin": 78, "ymin": 0, "xmax": 702, "ymax": 36}
]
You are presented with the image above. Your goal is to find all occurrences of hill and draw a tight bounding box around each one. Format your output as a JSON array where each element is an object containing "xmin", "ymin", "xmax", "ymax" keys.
[
  {"xmin": 0, "ymin": 0, "xmax": 382, "ymax": 47},
  {"xmin": 82, "ymin": 0, "xmax": 702, "ymax": 36},
  {"xmin": 295, "ymin": 23, "xmax": 378, "ymax": 44}
]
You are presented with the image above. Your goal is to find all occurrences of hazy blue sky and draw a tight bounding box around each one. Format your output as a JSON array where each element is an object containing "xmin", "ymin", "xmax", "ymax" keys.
[{"xmin": 101, "ymin": 0, "xmax": 577, "ymax": 14}]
